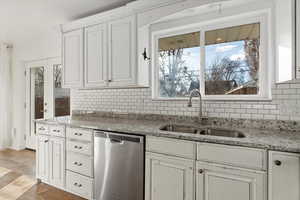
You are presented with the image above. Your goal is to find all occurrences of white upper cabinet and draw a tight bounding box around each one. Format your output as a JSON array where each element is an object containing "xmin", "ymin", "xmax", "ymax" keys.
[
  {"xmin": 62, "ymin": 29, "xmax": 84, "ymax": 88},
  {"xmin": 62, "ymin": 14, "xmax": 142, "ymax": 89},
  {"xmin": 268, "ymin": 151, "xmax": 300, "ymax": 200},
  {"xmin": 108, "ymin": 15, "xmax": 137, "ymax": 87},
  {"xmin": 85, "ymin": 24, "xmax": 108, "ymax": 88}
]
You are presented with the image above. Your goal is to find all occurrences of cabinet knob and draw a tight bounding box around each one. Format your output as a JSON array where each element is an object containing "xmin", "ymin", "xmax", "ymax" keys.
[
  {"xmin": 198, "ymin": 169, "xmax": 204, "ymax": 174},
  {"xmin": 74, "ymin": 183, "xmax": 82, "ymax": 187},
  {"xmin": 108, "ymin": 79, "xmax": 112, "ymax": 82},
  {"xmin": 274, "ymin": 160, "xmax": 282, "ymax": 166},
  {"xmin": 44, "ymin": 140, "xmax": 49, "ymax": 143}
]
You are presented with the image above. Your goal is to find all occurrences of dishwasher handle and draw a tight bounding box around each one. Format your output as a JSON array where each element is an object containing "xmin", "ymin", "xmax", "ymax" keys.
[
  {"xmin": 94, "ymin": 131, "xmax": 144, "ymax": 144},
  {"xmin": 110, "ymin": 138, "xmax": 123, "ymax": 144}
]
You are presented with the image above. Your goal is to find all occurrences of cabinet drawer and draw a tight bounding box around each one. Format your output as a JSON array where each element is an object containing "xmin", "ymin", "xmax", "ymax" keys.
[
  {"xmin": 67, "ymin": 140, "xmax": 92, "ymax": 156},
  {"xmin": 49, "ymin": 125, "xmax": 65, "ymax": 137},
  {"xmin": 36, "ymin": 123, "xmax": 49, "ymax": 135},
  {"xmin": 66, "ymin": 127, "xmax": 93, "ymax": 142},
  {"xmin": 66, "ymin": 170, "xmax": 93, "ymax": 199},
  {"xmin": 146, "ymin": 136, "xmax": 196, "ymax": 159},
  {"xmin": 197, "ymin": 143, "xmax": 267, "ymax": 170},
  {"xmin": 67, "ymin": 152, "xmax": 93, "ymax": 177}
]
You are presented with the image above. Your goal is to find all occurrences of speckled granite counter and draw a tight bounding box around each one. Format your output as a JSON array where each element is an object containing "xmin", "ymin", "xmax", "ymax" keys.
[{"xmin": 35, "ymin": 116, "xmax": 300, "ymax": 153}]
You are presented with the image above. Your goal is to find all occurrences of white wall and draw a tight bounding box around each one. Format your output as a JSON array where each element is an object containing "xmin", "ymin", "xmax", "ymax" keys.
[{"xmin": 10, "ymin": 28, "xmax": 61, "ymax": 150}]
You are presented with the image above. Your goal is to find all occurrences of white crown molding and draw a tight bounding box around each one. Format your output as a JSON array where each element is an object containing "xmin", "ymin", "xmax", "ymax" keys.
[{"xmin": 61, "ymin": 0, "xmax": 230, "ymax": 32}]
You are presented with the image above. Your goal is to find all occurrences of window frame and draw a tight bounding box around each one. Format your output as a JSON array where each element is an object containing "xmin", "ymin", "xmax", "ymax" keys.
[{"xmin": 151, "ymin": 11, "xmax": 272, "ymax": 101}]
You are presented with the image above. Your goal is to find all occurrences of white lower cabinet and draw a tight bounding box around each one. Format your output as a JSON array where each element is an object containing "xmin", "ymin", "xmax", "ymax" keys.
[
  {"xmin": 36, "ymin": 124, "xmax": 66, "ymax": 190},
  {"xmin": 49, "ymin": 137, "xmax": 65, "ymax": 188},
  {"xmin": 66, "ymin": 127, "xmax": 94, "ymax": 199},
  {"xmin": 196, "ymin": 161, "xmax": 266, "ymax": 200},
  {"xmin": 66, "ymin": 170, "xmax": 93, "ymax": 199},
  {"xmin": 66, "ymin": 152, "xmax": 93, "ymax": 177},
  {"xmin": 37, "ymin": 135, "xmax": 65, "ymax": 189},
  {"xmin": 36, "ymin": 135, "xmax": 50, "ymax": 181},
  {"xmin": 268, "ymin": 151, "xmax": 300, "ymax": 200},
  {"xmin": 145, "ymin": 152, "xmax": 195, "ymax": 200},
  {"xmin": 145, "ymin": 137, "xmax": 268, "ymax": 200}
]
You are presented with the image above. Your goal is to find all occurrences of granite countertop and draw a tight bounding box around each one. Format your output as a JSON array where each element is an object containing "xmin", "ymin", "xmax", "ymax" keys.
[{"xmin": 36, "ymin": 116, "xmax": 300, "ymax": 153}]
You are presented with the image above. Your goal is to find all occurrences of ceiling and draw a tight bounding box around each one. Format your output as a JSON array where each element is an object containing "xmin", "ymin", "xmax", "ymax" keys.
[{"xmin": 0, "ymin": 0, "xmax": 135, "ymax": 44}]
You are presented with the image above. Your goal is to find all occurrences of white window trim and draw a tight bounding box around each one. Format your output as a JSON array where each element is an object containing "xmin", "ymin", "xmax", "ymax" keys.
[{"xmin": 151, "ymin": 10, "xmax": 272, "ymax": 101}]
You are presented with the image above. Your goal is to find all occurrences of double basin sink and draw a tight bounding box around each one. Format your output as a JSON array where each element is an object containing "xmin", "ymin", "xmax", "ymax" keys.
[{"xmin": 160, "ymin": 124, "xmax": 245, "ymax": 138}]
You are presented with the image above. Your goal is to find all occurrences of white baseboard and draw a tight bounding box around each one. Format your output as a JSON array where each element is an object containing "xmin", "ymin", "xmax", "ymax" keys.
[{"xmin": 9, "ymin": 145, "xmax": 26, "ymax": 151}]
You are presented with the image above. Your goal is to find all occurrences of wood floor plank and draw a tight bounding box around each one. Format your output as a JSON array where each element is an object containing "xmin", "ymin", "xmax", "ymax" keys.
[
  {"xmin": 0, "ymin": 175, "xmax": 36, "ymax": 200},
  {"xmin": 0, "ymin": 167, "xmax": 11, "ymax": 178},
  {"xmin": 0, "ymin": 149, "xmax": 85, "ymax": 200},
  {"xmin": 19, "ymin": 183, "xmax": 85, "ymax": 200},
  {"xmin": 0, "ymin": 171, "xmax": 22, "ymax": 189}
]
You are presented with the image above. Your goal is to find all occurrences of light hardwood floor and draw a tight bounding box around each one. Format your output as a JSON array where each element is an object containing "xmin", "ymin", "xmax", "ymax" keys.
[{"xmin": 0, "ymin": 149, "xmax": 85, "ymax": 200}]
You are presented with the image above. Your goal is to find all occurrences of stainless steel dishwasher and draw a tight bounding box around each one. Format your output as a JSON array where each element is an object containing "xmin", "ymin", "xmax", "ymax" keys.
[{"xmin": 94, "ymin": 131, "xmax": 144, "ymax": 200}]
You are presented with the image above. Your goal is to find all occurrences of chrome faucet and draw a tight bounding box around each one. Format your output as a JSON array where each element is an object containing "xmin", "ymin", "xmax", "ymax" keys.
[{"xmin": 187, "ymin": 89, "xmax": 204, "ymax": 120}]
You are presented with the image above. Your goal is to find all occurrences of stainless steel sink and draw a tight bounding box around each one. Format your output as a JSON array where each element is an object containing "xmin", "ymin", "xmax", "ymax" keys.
[
  {"xmin": 159, "ymin": 124, "xmax": 199, "ymax": 134},
  {"xmin": 159, "ymin": 124, "xmax": 245, "ymax": 138},
  {"xmin": 198, "ymin": 128, "xmax": 245, "ymax": 138}
]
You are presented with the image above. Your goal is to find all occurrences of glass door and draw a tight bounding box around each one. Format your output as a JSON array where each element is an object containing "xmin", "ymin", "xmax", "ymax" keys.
[
  {"xmin": 50, "ymin": 58, "xmax": 70, "ymax": 117},
  {"xmin": 31, "ymin": 67, "xmax": 45, "ymax": 120},
  {"xmin": 25, "ymin": 58, "xmax": 70, "ymax": 150},
  {"xmin": 26, "ymin": 60, "xmax": 49, "ymax": 149}
]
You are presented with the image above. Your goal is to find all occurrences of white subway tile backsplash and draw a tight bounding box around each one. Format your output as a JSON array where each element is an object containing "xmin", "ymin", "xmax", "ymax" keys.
[{"xmin": 71, "ymin": 82, "xmax": 300, "ymax": 121}]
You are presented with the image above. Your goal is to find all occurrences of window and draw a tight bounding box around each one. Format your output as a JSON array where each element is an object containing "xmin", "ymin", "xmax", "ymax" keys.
[
  {"xmin": 153, "ymin": 15, "xmax": 269, "ymax": 100},
  {"xmin": 204, "ymin": 23, "xmax": 260, "ymax": 95},
  {"xmin": 158, "ymin": 32, "xmax": 200, "ymax": 98}
]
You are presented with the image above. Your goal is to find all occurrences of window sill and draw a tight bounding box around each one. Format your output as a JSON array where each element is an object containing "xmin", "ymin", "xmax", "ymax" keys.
[{"xmin": 152, "ymin": 96, "xmax": 272, "ymax": 102}]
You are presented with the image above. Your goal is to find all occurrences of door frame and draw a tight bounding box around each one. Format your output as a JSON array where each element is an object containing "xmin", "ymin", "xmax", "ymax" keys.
[{"xmin": 25, "ymin": 57, "xmax": 61, "ymax": 150}]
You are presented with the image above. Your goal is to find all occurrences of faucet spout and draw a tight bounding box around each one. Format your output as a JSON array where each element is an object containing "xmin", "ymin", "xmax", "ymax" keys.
[{"xmin": 187, "ymin": 89, "xmax": 203, "ymax": 120}]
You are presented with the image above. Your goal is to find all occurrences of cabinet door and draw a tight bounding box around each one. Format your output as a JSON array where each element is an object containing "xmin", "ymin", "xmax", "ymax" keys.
[
  {"xmin": 85, "ymin": 24, "xmax": 108, "ymax": 88},
  {"xmin": 108, "ymin": 15, "xmax": 137, "ymax": 87},
  {"xmin": 62, "ymin": 29, "xmax": 84, "ymax": 88},
  {"xmin": 49, "ymin": 137, "xmax": 65, "ymax": 188},
  {"xmin": 145, "ymin": 152, "xmax": 195, "ymax": 200},
  {"xmin": 196, "ymin": 161, "xmax": 266, "ymax": 200},
  {"xmin": 36, "ymin": 135, "xmax": 50, "ymax": 182},
  {"xmin": 269, "ymin": 151, "xmax": 300, "ymax": 200}
]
